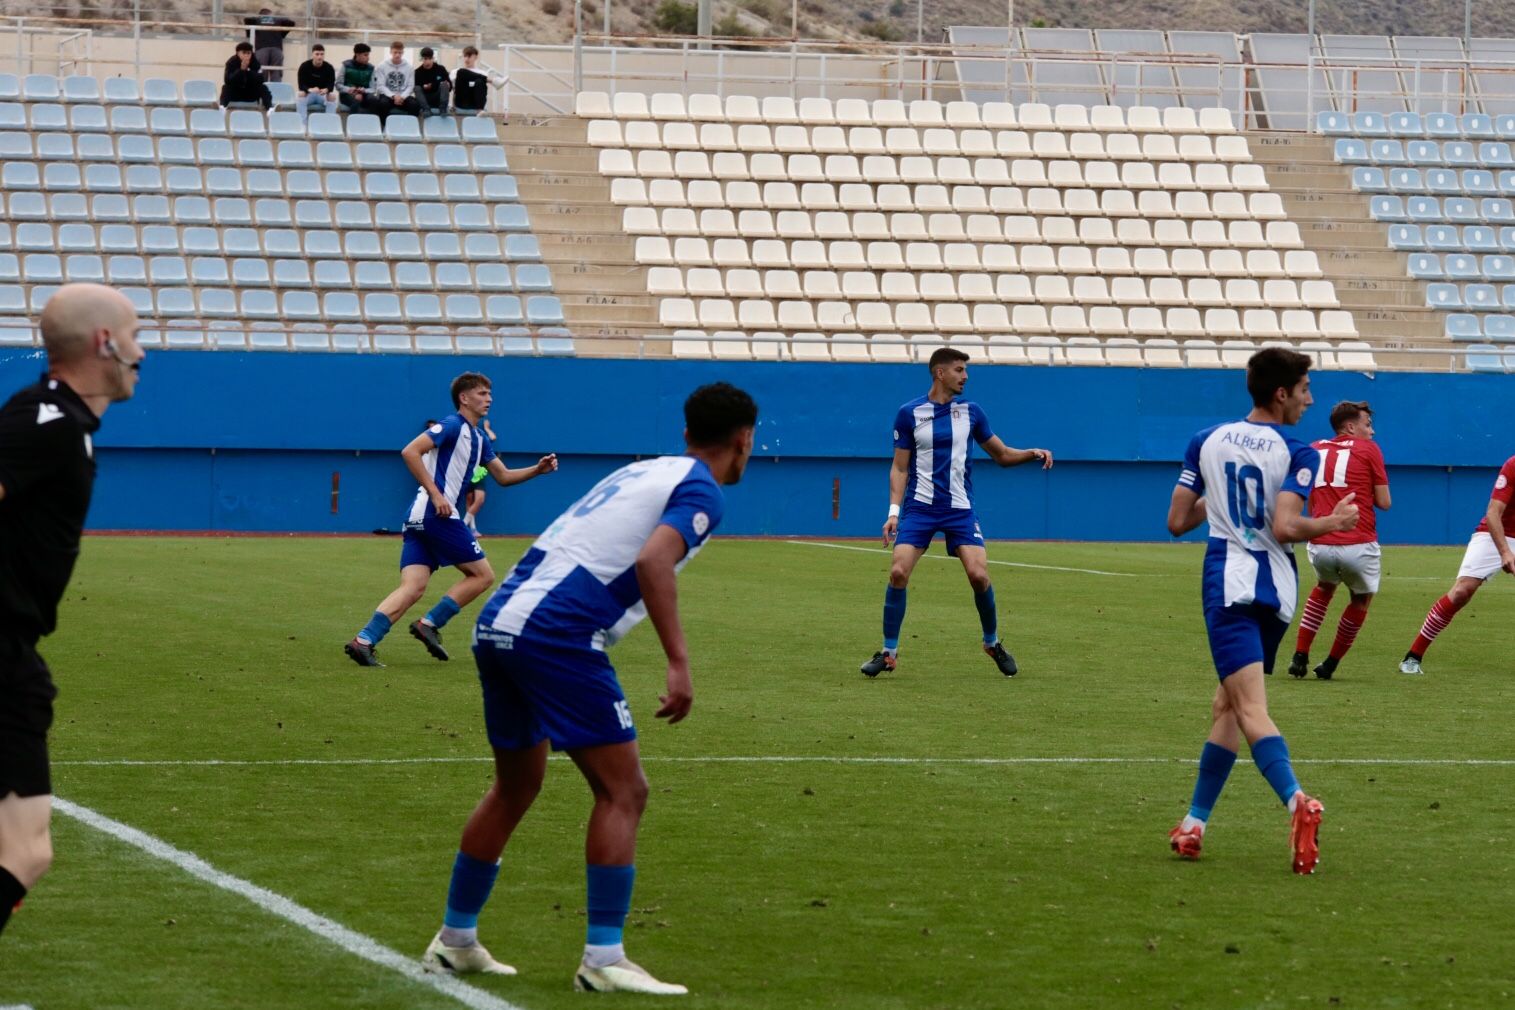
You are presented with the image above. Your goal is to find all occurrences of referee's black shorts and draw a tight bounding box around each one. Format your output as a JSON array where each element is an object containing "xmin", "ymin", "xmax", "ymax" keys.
[{"xmin": 0, "ymin": 634, "xmax": 57, "ymax": 798}]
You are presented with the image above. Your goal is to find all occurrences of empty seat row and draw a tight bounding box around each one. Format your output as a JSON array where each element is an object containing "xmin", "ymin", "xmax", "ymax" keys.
[
  {"xmin": 588, "ymin": 120, "xmax": 1251, "ymax": 163},
  {"xmin": 577, "ymin": 92, "xmax": 1238, "ymax": 134},
  {"xmin": 597, "ymin": 148, "xmax": 1269, "ymax": 190},
  {"xmin": 630, "ymin": 235, "xmax": 1323, "ymax": 277},
  {"xmin": 1370, "ymin": 195, "xmax": 1515, "ymax": 226},
  {"xmin": 622, "ymin": 206, "xmax": 1299, "ymax": 247},
  {"xmin": 1426, "ymin": 281, "xmax": 1515, "ymax": 310},
  {"xmin": 644, "ymin": 266, "xmax": 1337, "ymax": 308},
  {"xmin": 1350, "ymin": 166, "xmax": 1509, "ymax": 197},
  {"xmin": 0, "ymin": 74, "xmax": 217, "ymax": 106},
  {"xmin": 0, "ymin": 132, "xmax": 508, "ymax": 172},
  {"xmin": 1336, "ymin": 138, "xmax": 1515, "ymax": 169},
  {"xmin": 1397, "ymin": 226, "xmax": 1515, "ymax": 255},
  {"xmin": 0, "ymin": 196, "xmax": 529, "ymax": 232},
  {"xmin": 0, "ymin": 253, "xmax": 550, "ymax": 292},
  {"xmin": 104, "ymin": 322, "xmax": 573, "ymax": 357},
  {"xmin": 0, "ymin": 222, "xmax": 541, "ymax": 261},
  {"xmin": 1463, "ymin": 344, "xmax": 1515, "ymax": 371},
  {"xmin": 1317, "ymin": 110, "xmax": 1514, "ymax": 141},
  {"xmin": 1445, "ymin": 312, "xmax": 1515, "ymax": 341},
  {"xmin": 1411, "ymin": 252, "xmax": 1515, "ymax": 281},
  {"xmin": 0, "ymin": 163, "xmax": 519, "ymax": 202}
]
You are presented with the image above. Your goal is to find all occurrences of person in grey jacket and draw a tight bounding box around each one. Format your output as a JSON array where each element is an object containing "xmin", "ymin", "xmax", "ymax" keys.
[{"xmin": 375, "ymin": 41, "xmax": 420, "ymax": 121}]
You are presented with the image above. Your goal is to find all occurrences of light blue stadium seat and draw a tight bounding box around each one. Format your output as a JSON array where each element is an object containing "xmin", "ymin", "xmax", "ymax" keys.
[
  {"xmin": 158, "ymin": 137, "xmax": 196, "ymax": 164},
  {"xmin": 232, "ymin": 258, "xmax": 271, "ymax": 287},
  {"xmin": 1497, "ymin": 227, "xmax": 1515, "ymax": 253},
  {"xmin": 157, "ymin": 287, "xmax": 195, "ymax": 317},
  {"xmin": 268, "ymin": 111, "xmax": 303, "ymax": 138},
  {"xmin": 150, "ymin": 107, "xmax": 187, "ymax": 135},
  {"xmin": 1445, "ymin": 312, "xmax": 1481, "ymax": 340},
  {"xmin": 149, "ymin": 255, "xmax": 189, "ymax": 285},
  {"xmin": 28, "ymin": 104, "xmax": 65, "ymax": 132},
  {"xmin": 373, "ymin": 202, "xmax": 411, "ymax": 229},
  {"xmin": 179, "ymin": 226, "xmax": 219, "ymax": 255},
  {"xmin": 250, "ymin": 197, "xmax": 290, "ymax": 227},
  {"xmin": 335, "ymin": 201, "xmax": 372, "ymax": 229},
  {"xmin": 109, "ymin": 105, "xmax": 147, "ymax": 133},
  {"xmin": 116, "ymin": 135, "xmax": 153, "ymax": 164},
  {"xmin": 306, "ymin": 114, "xmax": 343, "ymax": 140},
  {"xmin": 483, "ymin": 175, "xmax": 520, "ymax": 202},
  {"xmin": 493, "ymin": 204, "xmax": 530, "ymax": 231},
  {"xmin": 206, "ymin": 167, "xmax": 244, "ymax": 196},
  {"xmin": 355, "ymin": 261, "xmax": 393, "ymax": 289},
  {"xmin": 103, "ymin": 77, "xmax": 140, "ymax": 104},
  {"xmin": 1443, "ymin": 141, "xmax": 1477, "ymax": 167},
  {"xmin": 120, "ymin": 287, "xmax": 153, "ymax": 315},
  {"xmin": 296, "ymin": 200, "xmax": 333, "ymax": 228},
  {"xmin": 403, "ymin": 174, "xmax": 442, "ymax": 201},
  {"xmin": 236, "ymin": 139, "xmax": 275, "ymax": 168},
  {"xmin": 1444, "ymin": 253, "xmax": 1480, "ymax": 280},
  {"xmin": 266, "ymin": 82, "xmax": 295, "ymax": 109},
  {"xmin": 277, "ymin": 140, "xmax": 314, "ymax": 168},
  {"xmin": 329, "ymin": 324, "xmax": 367, "ymax": 351},
  {"xmin": 200, "ymin": 288, "xmax": 238, "ymax": 318},
  {"xmin": 526, "ymin": 296, "xmax": 565, "ymax": 326},
  {"xmin": 0, "ymin": 316, "xmax": 33, "ymax": 346},
  {"xmin": 1466, "ymin": 226, "xmax": 1499, "ymax": 254},
  {"xmin": 1426, "ymin": 282, "xmax": 1462, "ymax": 308},
  {"xmin": 2, "ymin": 162, "xmax": 39, "ymax": 190},
  {"xmin": 1426, "ymin": 169, "xmax": 1461, "ymax": 195},
  {"xmin": 190, "ymin": 256, "xmax": 229, "ymax": 285},
  {"xmin": 1391, "ymin": 168, "xmax": 1426, "ymax": 192},
  {"xmin": 1498, "ymin": 170, "xmax": 1515, "ymax": 197},
  {"xmin": 15, "ymin": 224, "xmax": 52, "ymax": 252},
  {"xmin": 384, "ymin": 232, "xmax": 423, "ymax": 260},
  {"xmin": 454, "ymin": 203, "xmax": 490, "ymax": 231},
  {"xmin": 42, "ymin": 163, "xmax": 80, "ymax": 192},
  {"xmin": 199, "ymin": 138, "xmax": 235, "ymax": 166},
  {"xmin": 0, "ymin": 132, "xmax": 29, "ymax": 158},
  {"xmin": 463, "ymin": 234, "xmax": 502, "ymax": 260},
  {"xmin": 392, "ymin": 143, "xmax": 429, "ymax": 172},
  {"xmin": 0, "ymin": 254, "xmax": 16, "ymax": 282},
  {"xmin": 365, "ymin": 172, "xmax": 402, "ymax": 200},
  {"xmin": 304, "ymin": 230, "xmax": 342, "ymax": 258},
  {"xmin": 1466, "ymin": 343, "xmax": 1506, "ymax": 371},
  {"xmin": 1369, "ymin": 139, "xmax": 1406, "ymax": 165},
  {"xmin": 1351, "ymin": 111, "xmax": 1387, "ymax": 137},
  {"xmin": 62, "ymin": 75, "xmax": 101, "ymax": 104},
  {"xmin": 214, "ymin": 197, "xmax": 253, "ymax": 226},
  {"xmin": 424, "ymin": 233, "xmax": 462, "ymax": 261},
  {"xmin": 313, "ymin": 261, "xmax": 350, "ymax": 288},
  {"xmin": 1465, "ymin": 170, "xmax": 1496, "ymax": 196},
  {"xmin": 51, "ymin": 194, "xmax": 89, "ymax": 221},
  {"xmin": 190, "ymin": 108, "xmax": 227, "ymax": 136},
  {"xmin": 0, "ymin": 286, "xmax": 23, "ymax": 314},
  {"xmin": 213, "ymin": 230, "xmax": 255, "ymax": 259},
  {"xmin": 179, "ymin": 78, "xmax": 216, "ymax": 107},
  {"xmin": 23, "ymin": 74, "xmax": 60, "ymax": 101},
  {"xmin": 1485, "ymin": 254, "xmax": 1515, "ymax": 282},
  {"xmin": 141, "ymin": 226, "xmax": 180, "ymax": 255},
  {"xmin": 505, "ymin": 234, "xmax": 542, "ymax": 261},
  {"xmin": 165, "ymin": 166, "xmax": 203, "ymax": 194},
  {"xmin": 1387, "ymin": 111, "xmax": 1422, "ymax": 136},
  {"xmin": 442, "ymin": 294, "xmax": 482, "ymax": 324},
  {"xmin": 435, "ymin": 263, "xmax": 472, "ymax": 290},
  {"xmin": 337, "ymin": 113, "xmax": 378, "ymax": 139},
  {"xmin": 472, "ymin": 146, "xmax": 509, "ymax": 172},
  {"xmin": 315, "ymin": 141, "xmax": 353, "ymax": 169},
  {"xmin": 1462, "ymin": 113, "xmax": 1496, "ymax": 140},
  {"xmin": 1408, "ymin": 253, "xmax": 1443, "ymax": 279},
  {"xmin": 23, "ymin": 254, "xmax": 63, "ymax": 284},
  {"xmin": 1481, "ymin": 197, "xmax": 1515, "ymax": 224},
  {"xmin": 78, "ymin": 134, "xmax": 114, "ymax": 161},
  {"xmin": 1498, "ymin": 114, "xmax": 1515, "ymax": 140},
  {"xmin": 246, "ymin": 169, "xmax": 283, "ymax": 197},
  {"xmin": 475, "ymin": 263, "xmax": 513, "ymax": 291},
  {"xmin": 384, "ymin": 117, "xmax": 421, "ymax": 142},
  {"xmin": 99, "ymin": 224, "xmax": 139, "ymax": 254},
  {"xmin": 248, "ymin": 322, "xmax": 287, "ymax": 347},
  {"xmin": 285, "ymin": 169, "xmax": 324, "ymax": 198},
  {"xmin": 1426, "ymin": 112, "xmax": 1460, "ymax": 139},
  {"xmin": 0, "ymin": 76, "xmax": 19, "ymax": 101},
  {"xmin": 355, "ymin": 141, "xmax": 391, "ymax": 170},
  {"xmin": 496, "ymin": 327, "xmax": 532, "ymax": 354},
  {"xmin": 404, "ymin": 294, "xmax": 444, "ymax": 323},
  {"xmin": 36, "ymin": 132, "xmax": 72, "ymax": 160},
  {"xmin": 7, "ymin": 192, "xmax": 44, "ymax": 220},
  {"xmin": 1405, "ymin": 140, "xmax": 1439, "ymax": 165},
  {"xmin": 273, "ymin": 262, "xmax": 313, "ymax": 294},
  {"xmin": 284, "ymin": 291, "xmax": 322, "ymax": 320},
  {"xmin": 413, "ymin": 203, "xmax": 450, "ymax": 230},
  {"xmin": 1334, "ymin": 138, "xmax": 1369, "ymax": 164},
  {"xmin": 1484, "ymin": 313, "xmax": 1515, "ymax": 341},
  {"xmin": 1479, "ymin": 142, "xmax": 1515, "ymax": 169},
  {"xmin": 434, "ymin": 144, "xmax": 469, "ymax": 172},
  {"xmin": 455, "ymin": 330, "xmax": 495, "ymax": 354},
  {"xmin": 70, "ymin": 105, "xmax": 107, "ymax": 132},
  {"xmin": 486, "ymin": 295, "xmax": 524, "ymax": 324},
  {"xmin": 228, "ymin": 109, "xmax": 266, "ymax": 138},
  {"xmin": 65, "ymin": 254, "xmax": 104, "ymax": 282},
  {"xmin": 241, "ymin": 289, "xmax": 280, "ymax": 319},
  {"xmin": 536, "ymin": 328, "xmax": 575, "ymax": 355},
  {"xmin": 443, "ymin": 175, "xmax": 480, "ymax": 202},
  {"xmin": 364, "ymin": 293, "xmax": 403, "ymax": 322},
  {"xmin": 423, "ymin": 117, "xmax": 461, "ymax": 143},
  {"xmin": 0, "ymin": 103, "xmax": 23, "ymax": 129},
  {"xmin": 26, "ymin": 285, "xmax": 58, "ymax": 312},
  {"xmin": 460, "ymin": 116, "xmax": 497, "ymax": 143},
  {"xmin": 342, "ymin": 231, "xmax": 381, "ymax": 259},
  {"xmin": 1445, "ymin": 197, "xmax": 1480, "ymax": 224},
  {"xmin": 326, "ymin": 171, "xmax": 362, "ymax": 198},
  {"xmin": 515, "ymin": 264, "xmax": 553, "ymax": 292},
  {"xmin": 57, "ymin": 224, "xmax": 94, "ymax": 253}
]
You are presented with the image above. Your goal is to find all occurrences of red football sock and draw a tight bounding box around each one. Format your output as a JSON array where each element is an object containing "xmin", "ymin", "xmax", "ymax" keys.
[
  {"xmin": 1295, "ymin": 584, "xmax": 1335, "ymax": 653},
  {"xmin": 1328, "ymin": 603, "xmax": 1369, "ymax": 661},
  {"xmin": 1410, "ymin": 595, "xmax": 1464, "ymax": 657}
]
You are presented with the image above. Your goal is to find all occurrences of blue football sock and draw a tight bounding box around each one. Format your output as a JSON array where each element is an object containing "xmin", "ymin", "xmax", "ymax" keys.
[
  {"xmin": 585, "ymin": 863, "xmax": 635, "ymax": 947},
  {"xmin": 1250, "ymin": 734, "xmax": 1302, "ymax": 806},
  {"xmin": 442, "ymin": 851, "xmax": 500, "ymax": 930},
  {"xmin": 424, "ymin": 595, "xmax": 462, "ymax": 630},
  {"xmin": 973, "ymin": 586, "xmax": 998, "ymax": 645},
  {"xmin": 1188, "ymin": 741, "xmax": 1238, "ymax": 822},
  {"xmin": 882, "ymin": 586, "xmax": 908, "ymax": 653},
  {"xmin": 356, "ymin": 611, "xmax": 391, "ymax": 646}
]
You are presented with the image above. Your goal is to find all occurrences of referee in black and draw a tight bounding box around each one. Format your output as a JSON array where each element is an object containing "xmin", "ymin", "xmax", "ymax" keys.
[{"xmin": 0, "ymin": 283, "xmax": 145, "ymax": 936}]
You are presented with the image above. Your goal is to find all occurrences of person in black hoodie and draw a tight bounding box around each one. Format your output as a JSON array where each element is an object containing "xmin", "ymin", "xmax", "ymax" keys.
[
  {"xmin": 220, "ymin": 41, "xmax": 273, "ymax": 109},
  {"xmin": 452, "ymin": 45, "xmax": 494, "ymax": 116},
  {"xmin": 414, "ymin": 47, "xmax": 450, "ymax": 118},
  {"xmin": 297, "ymin": 43, "xmax": 337, "ymax": 120}
]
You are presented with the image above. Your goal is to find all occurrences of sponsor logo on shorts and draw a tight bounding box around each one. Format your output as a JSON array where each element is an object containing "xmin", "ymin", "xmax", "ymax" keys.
[{"xmin": 477, "ymin": 629, "xmax": 514, "ymax": 648}]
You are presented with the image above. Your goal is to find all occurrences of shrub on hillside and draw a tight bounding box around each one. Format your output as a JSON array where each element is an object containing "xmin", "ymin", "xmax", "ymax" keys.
[{"xmin": 653, "ymin": 0, "xmax": 698, "ymax": 32}]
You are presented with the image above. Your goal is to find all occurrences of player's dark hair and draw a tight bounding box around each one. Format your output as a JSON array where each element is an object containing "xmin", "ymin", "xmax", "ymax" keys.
[
  {"xmin": 311, "ymin": 43, "xmax": 324, "ymax": 52},
  {"xmin": 1245, "ymin": 347, "xmax": 1312, "ymax": 407},
  {"xmin": 353, "ymin": 42, "xmax": 371, "ymax": 54},
  {"xmin": 1329, "ymin": 400, "xmax": 1372, "ymax": 434},
  {"xmin": 420, "ymin": 46, "xmax": 434, "ymax": 58},
  {"xmin": 685, "ymin": 382, "xmax": 758, "ymax": 446},
  {"xmin": 928, "ymin": 347, "xmax": 970, "ymax": 373},
  {"xmin": 450, "ymin": 371, "xmax": 491, "ymax": 408}
]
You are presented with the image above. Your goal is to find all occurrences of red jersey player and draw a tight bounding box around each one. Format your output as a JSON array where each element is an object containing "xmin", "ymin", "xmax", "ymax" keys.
[
  {"xmin": 1401, "ymin": 454, "xmax": 1515, "ymax": 675},
  {"xmin": 1287, "ymin": 401, "xmax": 1391, "ymax": 680}
]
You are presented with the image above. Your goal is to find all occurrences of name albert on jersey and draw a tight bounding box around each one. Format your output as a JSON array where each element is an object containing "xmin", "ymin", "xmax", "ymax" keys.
[
  {"xmin": 893, "ymin": 396, "xmax": 994, "ymax": 510},
  {"xmin": 406, "ymin": 413, "xmax": 496, "ymax": 526},
  {"xmin": 478, "ymin": 455, "xmax": 724, "ymax": 651},
  {"xmin": 1177, "ymin": 421, "xmax": 1320, "ymax": 622}
]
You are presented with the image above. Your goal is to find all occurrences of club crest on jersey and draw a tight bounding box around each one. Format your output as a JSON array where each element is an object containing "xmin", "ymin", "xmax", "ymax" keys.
[
  {"xmin": 429, "ymin": 423, "xmax": 444, "ymax": 434},
  {"xmin": 692, "ymin": 512, "xmax": 709, "ymax": 536},
  {"xmin": 1296, "ymin": 467, "xmax": 1313, "ymax": 487},
  {"xmin": 1499, "ymin": 474, "xmax": 1509, "ymax": 491}
]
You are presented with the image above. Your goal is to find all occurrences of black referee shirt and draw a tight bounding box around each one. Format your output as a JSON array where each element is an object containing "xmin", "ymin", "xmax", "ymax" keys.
[{"xmin": 0, "ymin": 376, "xmax": 100, "ymax": 641}]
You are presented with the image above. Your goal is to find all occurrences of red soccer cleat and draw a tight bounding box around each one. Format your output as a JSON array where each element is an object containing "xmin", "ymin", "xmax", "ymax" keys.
[
  {"xmin": 1290, "ymin": 794, "xmax": 1325, "ymax": 874},
  {"xmin": 1169, "ymin": 822, "xmax": 1203, "ymax": 861}
]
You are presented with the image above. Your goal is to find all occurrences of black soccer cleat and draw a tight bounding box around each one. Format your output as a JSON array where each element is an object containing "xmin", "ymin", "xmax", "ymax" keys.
[
  {"xmin": 860, "ymin": 651, "xmax": 896, "ymax": 677},
  {"xmin": 1287, "ymin": 651, "xmax": 1309, "ymax": 679},
  {"xmin": 344, "ymin": 638, "xmax": 385, "ymax": 667},
  {"xmin": 1313, "ymin": 656, "xmax": 1338, "ymax": 681},
  {"xmin": 984, "ymin": 641, "xmax": 1018, "ymax": 677},
  {"xmin": 409, "ymin": 620, "xmax": 449, "ymax": 661}
]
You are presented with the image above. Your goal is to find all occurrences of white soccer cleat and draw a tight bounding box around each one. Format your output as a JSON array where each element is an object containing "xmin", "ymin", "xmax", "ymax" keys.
[
  {"xmin": 1399, "ymin": 656, "xmax": 1425, "ymax": 676},
  {"xmin": 422, "ymin": 932, "xmax": 517, "ymax": 976},
  {"xmin": 573, "ymin": 956, "xmax": 688, "ymax": 995}
]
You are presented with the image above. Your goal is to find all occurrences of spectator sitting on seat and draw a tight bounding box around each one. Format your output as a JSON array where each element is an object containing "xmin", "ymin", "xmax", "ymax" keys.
[
  {"xmin": 337, "ymin": 42, "xmax": 379, "ymax": 115},
  {"xmin": 220, "ymin": 41, "xmax": 273, "ymax": 109},
  {"xmin": 414, "ymin": 47, "xmax": 450, "ymax": 118},
  {"xmin": 452, "ymin": 45, "xmax": 500, "ymax": 118},
  {"xmin": 244, "ymin": 7, "xmax": 296, "ymax": 82},
  {"xmin": 375, "ymin": 40, "xmax": 420, "ymax": 121},
  {"xmin": 296, "ymin": 43, "xmax": 337, "ymax": 121}
]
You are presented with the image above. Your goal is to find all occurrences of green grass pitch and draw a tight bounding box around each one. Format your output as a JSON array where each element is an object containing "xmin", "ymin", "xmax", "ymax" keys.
[{"xmin": 4, "ymin": 535, "xmax": 1514, "ymax": 1009}]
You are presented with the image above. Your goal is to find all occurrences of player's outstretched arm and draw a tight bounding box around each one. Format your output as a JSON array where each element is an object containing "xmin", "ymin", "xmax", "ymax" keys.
[
  {"xmin": 1485, "ymin": 499, "xmax": 1515, "ymax": 575},
  {"xmin": 1166, "ymin": 486, "xmax": 1207, "ymax": 537},
  {"xmin": 1274, "ymin": 490, "xmax": 1358, "ymax": 545},
  {"xmin": 636, "ymin": 524, "xmax": 694, "ymax": 724},
  {"xmin": 486, "ymin": 453, "xmax": 558, "ymax": 487},
  {"xmin": 401, "ymin": 432, "xmax": 453, "ymax": 518},
  {"xmin": 980, "ymin": 436, "xmax": 1053, "ymax": 469}
]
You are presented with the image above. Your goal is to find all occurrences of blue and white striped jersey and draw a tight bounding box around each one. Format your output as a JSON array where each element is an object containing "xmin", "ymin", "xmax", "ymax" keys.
[
  {"xmin": 1177, "ymin": 420, "xmax": 1321, "ymax": 622},
  {"xmin": 892, "ymin": 396, "xmax": 995, "ymax": 511},
  {"xmin": 405, "ymin": 413, "xmax": 496, "ymax": 526},
  {"xmin": 477, "ymin": 455, "xmax": 724, "ymax": 651}
]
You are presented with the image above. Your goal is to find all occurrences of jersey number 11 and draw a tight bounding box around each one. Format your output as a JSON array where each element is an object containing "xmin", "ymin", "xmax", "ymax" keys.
[{"xmin": 1314, "ymin": 447, "xmax": 1352, "ymax": 489}]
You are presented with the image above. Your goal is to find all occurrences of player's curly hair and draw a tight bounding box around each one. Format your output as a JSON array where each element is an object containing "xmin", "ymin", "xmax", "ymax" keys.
[
  {"xmin": 450, "ymin": 371, "xmax": 491, "ymax": 408},
  {"xmin": 685, "ymin": 382, "xmax": 758, "ymax": 446},
  {"xmin": 1245, "ymin": 347, "xmax": 1312, "ymax": 408}
]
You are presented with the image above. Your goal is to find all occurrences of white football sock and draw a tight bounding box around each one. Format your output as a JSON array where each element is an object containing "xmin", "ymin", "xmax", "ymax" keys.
[{"xmin": 584, "ymin": 943, "xmax": 625, "ymax": 968}]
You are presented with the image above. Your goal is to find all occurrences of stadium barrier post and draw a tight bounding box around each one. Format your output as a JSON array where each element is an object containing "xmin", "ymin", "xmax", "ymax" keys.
[{"xmin": 572, "ymin": 0, "xmax": 582, "ymax": 96}]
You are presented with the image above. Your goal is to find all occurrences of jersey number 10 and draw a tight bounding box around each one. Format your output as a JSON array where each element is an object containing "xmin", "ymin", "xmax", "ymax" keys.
[
  {"xmin": 1224, "ymin": 461, "xmax": 1267, "ymax": 530},
  {"xmin": 1314, "ymin": 447, "xmax": 1352, "ymax": 488}
]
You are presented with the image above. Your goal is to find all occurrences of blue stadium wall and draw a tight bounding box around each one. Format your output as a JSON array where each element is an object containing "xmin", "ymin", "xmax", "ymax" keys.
[{"xmin": 1, "ymin": 348, "xmax": 1509, "ymax": 544}]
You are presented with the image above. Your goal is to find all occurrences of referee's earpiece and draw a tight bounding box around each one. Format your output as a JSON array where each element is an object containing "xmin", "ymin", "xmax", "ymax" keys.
[{"xmin": 103, "ymin": 338, "xmax": 120, "ymax": 361}]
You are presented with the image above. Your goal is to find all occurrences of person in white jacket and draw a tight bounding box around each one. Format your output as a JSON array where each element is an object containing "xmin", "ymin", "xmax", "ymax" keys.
[{"xmin": 375, "ymin": 41, "xmax": 420, "ymax": 121}]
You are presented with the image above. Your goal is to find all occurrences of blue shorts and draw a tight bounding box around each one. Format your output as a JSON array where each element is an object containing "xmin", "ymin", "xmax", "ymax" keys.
[
  {"xmin": 473, "ymin": 630, "xmax": 638, "ymax": 752},
  {"xmin": 400, "ymin": 517, "xmax": 485, "ymax": 571},
  {"xmin": 895, "ymin": 507, "xmax": 986, "ymax": 556},
  {"xmin": 1204, "ymin": 604, "xmax": 1289, "ymax": 679}
]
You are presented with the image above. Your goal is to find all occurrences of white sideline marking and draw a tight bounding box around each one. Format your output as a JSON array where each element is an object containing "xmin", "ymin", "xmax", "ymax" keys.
[
  {"xmin": 53, "ymin": 755, "xmax": 1515, "ymax": 768},
  {"xmin": 51, "ymin": 798, "xmax": 527, "ymax": 1010},
  {"xmin": 785, "ymin": 540, "xmax": 1145, "ymax": 577}
]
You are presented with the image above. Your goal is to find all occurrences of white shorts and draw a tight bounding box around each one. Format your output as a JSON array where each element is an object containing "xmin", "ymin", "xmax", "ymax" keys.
[
  {"xmin": 1457, "ymin": 531, "xmax": 1508, "ymax": 582},
  {"xmin": 1306, "ymin": 541, "xmax": 1382, "ymax": 595}
]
